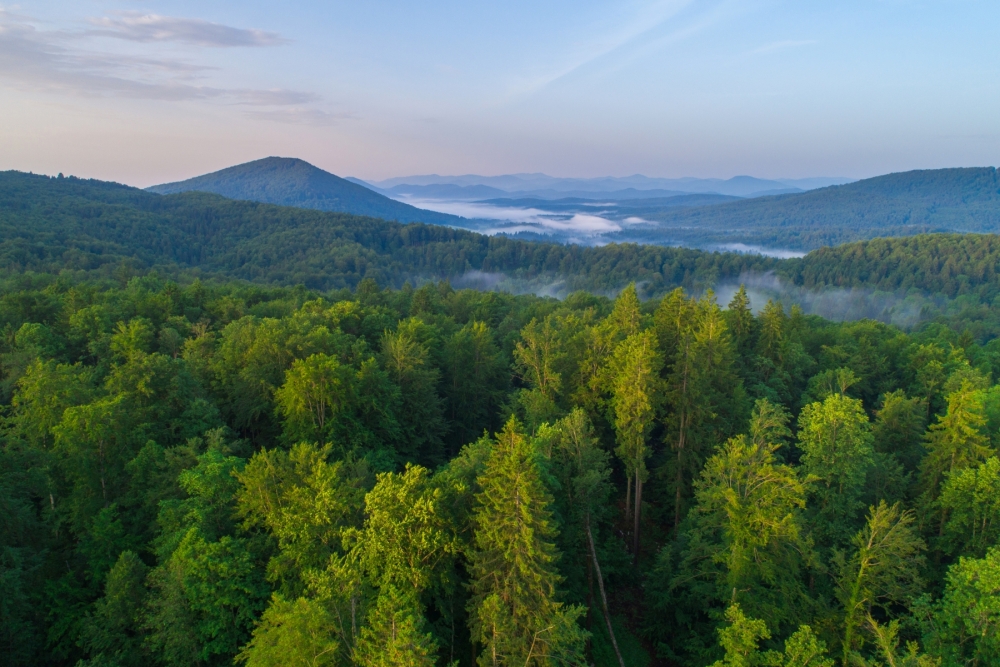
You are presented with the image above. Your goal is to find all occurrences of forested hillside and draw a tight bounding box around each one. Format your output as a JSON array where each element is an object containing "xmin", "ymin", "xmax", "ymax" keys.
[
  {"xmin": 616, "ymin": 167, "xmax": 1000, "ymax": 250},
  {"xmin": 9, "ymin": 170, "xmax": 1000, "ymax": 335},
  {"xmin": 0, "ymin": 170, "xmax": 776, "ymax": 292},
  {"xmin": 5, "ymin": 272, "xmax": 1000, "ymax": 666},
  {"xmin": 146, "ymin": 157, "xmax": 468, "ymax": 227},
  {"xmin": 786, "ymin": 233, "xmax": 1000, "ymax": 299}
]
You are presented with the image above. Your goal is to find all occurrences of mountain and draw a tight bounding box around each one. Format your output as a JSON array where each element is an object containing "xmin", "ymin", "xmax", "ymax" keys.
[
  {"xmin": 479, "ymin": 187, "xmax": 696, "ymax": 201},
  {"xmin": 384, "ymin": 183, "xmax": 509, "ymax": 199},
  {"xmin": 611, "ymin": 167, "xmax": 1000, "ymax": 251},
  {"xmin": 479, "ymin": 193, "xmax": 742, "ymax": 213},
  {"xmin": 8, "ymin": 170, "xmax": 1000, "ymax": 325},
  {"xmin": 373, "ymin": 172, "xmax": 853, "ymax": 197},
  {"xmin": 0, "ymin": 170, "xmax": 774, "ymax": 293},
  {"xmin": 147, "ymin": 157, "xmax": 468, "ymax": 227}
]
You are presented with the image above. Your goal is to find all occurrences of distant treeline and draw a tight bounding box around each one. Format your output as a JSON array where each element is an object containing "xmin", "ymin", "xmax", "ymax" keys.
[
  {"xmin": 0, "ymin": 171, "xmax": 774, "ymax": 293},
  {"xmin": 6, "ymin": 171, "xmax": 1000, "ymax": 332}
]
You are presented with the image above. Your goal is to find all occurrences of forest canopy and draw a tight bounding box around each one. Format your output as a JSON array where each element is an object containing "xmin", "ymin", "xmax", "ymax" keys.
[{"xmin": 5, "ymin": 271, "xmax": 1000, "ymax": 666}]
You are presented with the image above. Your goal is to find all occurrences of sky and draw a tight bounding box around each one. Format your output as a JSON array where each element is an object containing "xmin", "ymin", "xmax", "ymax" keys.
[{"xmin": 0, "ymin": 0, "xmax": 998, "ymax": 187}]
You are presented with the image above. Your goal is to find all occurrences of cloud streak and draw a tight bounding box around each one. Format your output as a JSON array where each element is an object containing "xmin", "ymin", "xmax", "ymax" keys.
[
  {"xmin": 0, "ymin": 10, "xmax": 337, "ymax": 120},
  {"xmin": 86, "ymin": 12, "xmax": 288, "ymax": 48},
  {"xmin": 512, "ymin": 0, "xmax": 750, "ymax": 97},
  {"xmin": 502, "ymin": 0, "xmax": 696, "ymax": 97}
]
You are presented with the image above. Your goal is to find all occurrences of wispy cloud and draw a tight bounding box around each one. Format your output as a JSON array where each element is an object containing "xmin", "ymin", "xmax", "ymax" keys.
[
  {"xmin": 0, "ymin": 9, "xmax": 339, "ymax": 122},
  {"xmin": 85, "ymin": 12, "xmax": 288, "ymax": 48},
  {"xmin": 506, "ymin": 0, "xmax": 751, "ymax": 99},
  {"xmin": 506, "ymin": 0, "xmax": 696, "ymax": 96},
  {"xmin": 748, "ymin": 39, "xmax": 817, "ymax": 55}
]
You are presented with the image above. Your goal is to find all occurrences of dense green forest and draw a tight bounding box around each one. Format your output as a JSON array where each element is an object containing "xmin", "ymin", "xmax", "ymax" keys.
[{"xmin": 5, "ymin": 268, "xmax": 1000, "ymax": 666}]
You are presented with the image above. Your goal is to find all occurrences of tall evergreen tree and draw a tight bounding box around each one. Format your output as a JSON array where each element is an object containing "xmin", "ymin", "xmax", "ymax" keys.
[
  {"xmin": 467, "ymin": 418, "xmax": 587, "ymax": 666},
  {"xmin": 609, "ymin": 329, "xmax": 661, "ymax": 557},
  {"xmin": 920, "ymin": 379, "xmax": 993, "ymax": 533}
]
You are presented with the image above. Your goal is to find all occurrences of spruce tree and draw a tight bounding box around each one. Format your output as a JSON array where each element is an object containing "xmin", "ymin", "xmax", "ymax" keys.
[
  {"xmin": 608, "ymin": 330, "xmax": 662, "ymax": 558},
  {"xmin": 920, "ymin": 379, "xmax": 993, "ymax": 533},
  {"xmin": 353, "ymin": 586, "xmax": 438, "ymax": 667},
  {"xmin": 468, "ymin": 418, "xmax": 586, "ymax": 666}
]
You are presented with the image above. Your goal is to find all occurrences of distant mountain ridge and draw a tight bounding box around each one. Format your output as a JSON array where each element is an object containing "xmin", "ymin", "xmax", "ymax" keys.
[
  {"xmin": 369, "ymin": 172, "xmax": 852, "ymax": 197},
  {"xmin": 144, "ymin": 158, "xmax": 1000, "ymax": 254},
  {"xmin": 148, "ymin": 157, "xmax": 468, "ymax": 227},
  {"xmin": 8, "ymin": 171, "xmax": 1000, "ymax": 320},
  {"xmin": 610, "ymin": 166, "xmax": 1000, "ymax": 251}
]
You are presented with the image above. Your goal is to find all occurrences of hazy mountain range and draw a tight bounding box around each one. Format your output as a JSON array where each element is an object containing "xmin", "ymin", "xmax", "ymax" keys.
[
  {"xmin": 364, "ymin": 173, "xmax": 853, "ymax": 198},
  {"xmin": 9, "ymin": 169, "xmax": 1000, "ymax": 330},
  {"xmin": 146, "ymin": 157, "xmax": 1000, "ymax": 254}
]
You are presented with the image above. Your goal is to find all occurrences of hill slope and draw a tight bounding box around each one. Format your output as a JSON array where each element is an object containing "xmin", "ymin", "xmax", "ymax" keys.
[
  {"xmin": 616, "ymin": 167, "xmax": 1000, "ymax": 251},
  {"xmin": 147, "ymin": 157, "xmax": 469, "ymax": 227},
  {"xmin": 9, "ymin": 170, "xmax": 1000, "ymax": 317},
  {"xmin": 0, "ymin": 171, "xmax": 773, "ymax": 293}
]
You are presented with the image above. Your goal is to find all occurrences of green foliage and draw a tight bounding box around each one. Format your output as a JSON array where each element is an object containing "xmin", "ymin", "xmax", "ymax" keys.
[
  {"xmin": 710, "ymin": 605, "xmax": 833, "ymax": 667},
  {"xmin": 349, "ymin": 464, "xmax": 459, "ymax": 592},
  {"xmin": 798, "ymin": 394, "xmax": 876, "ymax": 547},
  {"xmin": 920, "ymin": 381, "xmax": 993, "ymax": 501},
  {"xmin": 835, "ymin": 502, "xmax": 926, "ymax": 666},
  {"xmin": 77, "ymin": 550, "xmax": 148, "ymax": 667},
  {"xmin": 236, "ymin": 595, "xmax": 341, "ymax": 667},
  {"xmin": 352, "ymin": 585, "xmax": 438, "ymax": 667},
  {"xmin": 939, "ymin": 457, "xmax": 1000, "ymax": 557},
  {"xmin": 919, "ymin": 546, "xmax": 1000, "ymax": 667},
  {"xmin": 865, "ymin": 617, "xmax": 939, "ymax": 667},
  {"xmin": 236, "ymin": 442, "xmax": 367, "ymax": 593},
  {"xmin": 467, "ymin": 418, "xmax": 587, "ymax": 666},
  {"xmin": 6, "ymin": 257, "xmax": 1000, "ymax": 667},
  {"xmin": 679, "ymin": 429, "xmax": 811, "ymax": 628}
]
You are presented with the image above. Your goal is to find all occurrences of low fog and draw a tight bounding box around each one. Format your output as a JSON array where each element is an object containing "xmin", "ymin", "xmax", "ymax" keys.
[{"xmin": 447, "ymin": 270, "xmax": 946, "ymax": 329}]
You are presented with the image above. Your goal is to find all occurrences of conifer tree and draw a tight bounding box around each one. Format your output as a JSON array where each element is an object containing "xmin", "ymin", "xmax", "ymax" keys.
[
  {"xmin": 467, "ymin": 418, "xmax": 586, "ymax": 666},
  {"xmin": 920, "ymin": 379, "xmax": 993, "ymax": 532},
  {"xmin": 380, "ymin": 323, "xmax": 446, "ymax": 465},
  {"xmin": 353, "ymin": 586, "xmax": 438, "ymax": 667},
  {"xmin": 546, "ymin": 409, "xmax": 624, "ymax": 666},
  {"xmin": 678, "ymin": 400, "xmax": 810, "ymax": 629},
  {"xmin": 724, "ymin": 285, "xmax": 755, "ymax": 361},
  {"xmin": 608, "ymin": 330, "xmax": 662, "ymax": 557},
  {"xmin": 236, "ymin": 595, "xmax": 342, "ymax": 667},
  {"xmin": 659, "ymin": 291, "xmax": 742, "ymax": 529},
  {"xmin": 609, "ymin": 283, "xmax": 642, "ymax": 339},
  {"xmin": 514, "ymin": 315, "xmax": 567, "ymax": 429}
]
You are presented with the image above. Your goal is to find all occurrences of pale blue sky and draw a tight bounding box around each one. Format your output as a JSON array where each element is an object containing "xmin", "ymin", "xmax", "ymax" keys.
[{"xmin": 1, "ymin": 1, "xmax": 997, "ymax": 186}]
